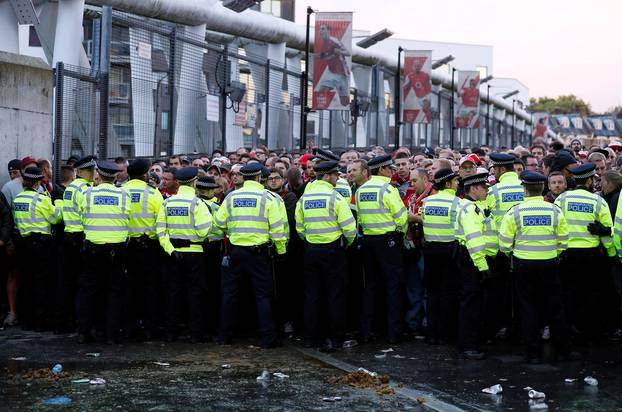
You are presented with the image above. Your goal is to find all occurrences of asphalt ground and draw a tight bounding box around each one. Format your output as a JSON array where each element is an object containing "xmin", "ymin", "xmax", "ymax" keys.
[{"xmin": 2, "ymin": 328, "xmax": 622, "ymax": 411}]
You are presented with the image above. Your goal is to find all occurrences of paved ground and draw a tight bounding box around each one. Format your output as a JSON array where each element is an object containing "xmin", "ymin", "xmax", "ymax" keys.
[{"xmin": 2, "ymin": 328, "xmax": 622, "ymax": 411}]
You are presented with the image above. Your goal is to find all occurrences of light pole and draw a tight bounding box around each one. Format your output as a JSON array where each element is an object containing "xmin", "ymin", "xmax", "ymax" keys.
[
  {"xmin": 395, "ymin": 46, "xmax": 403, "ymax": 149},
  {"xmin": 450, "ymin": 67, "xmax": 456, "ymax": 148},
  {"xmin": 300, "ymin": 6, "xmax": 314, "ymax": 151}
]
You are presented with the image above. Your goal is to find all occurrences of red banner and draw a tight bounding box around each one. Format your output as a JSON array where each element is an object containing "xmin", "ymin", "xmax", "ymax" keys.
[
  {"xmin": 312, "ymin": 12, "xmax": 353, "ymax": 111},
  {"xmin": 402, "ymin": 50, "xmax": 432, "ymax": 123},
  {"xmin": 455, "ymin": 71, "xmax": 480, "ymax": 128},
  {"xmin": 533, "ymin": 112, "xmax": 549, "ymax": 138}
]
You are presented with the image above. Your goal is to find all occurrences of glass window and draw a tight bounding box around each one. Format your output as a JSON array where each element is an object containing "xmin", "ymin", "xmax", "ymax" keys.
[
  {"xmin": 29, "ymin": 26, "xmax": 41, "ymax": 47},
  {"xmin": 161, "ymin": 111, "xmax": 169, "ymax": 130}
]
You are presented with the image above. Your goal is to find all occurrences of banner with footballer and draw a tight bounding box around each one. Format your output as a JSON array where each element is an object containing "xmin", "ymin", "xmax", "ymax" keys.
[
  {"xmin": 402, "ymin": 50, "xmax": 433, "ymax": 123},
  {"xmin": 312, "ymin": 12, "xmax": 353, "ymax": 111},
  {"xmin": 533, "ymin": 112, "xmax": 549, "ymax": 137},
  {"xmin": 455, "ymin": 71, "xmax": 481, "ymax": 128}
]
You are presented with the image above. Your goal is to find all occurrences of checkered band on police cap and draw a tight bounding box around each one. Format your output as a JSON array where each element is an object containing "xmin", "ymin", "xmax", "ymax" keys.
[
  {"xmin": 22, "ymin": 167, "xmax": 44, "ymax": 180},
  {"xmin": 433, "ymin": 169, "xmax": 457, "ymax": 184}
]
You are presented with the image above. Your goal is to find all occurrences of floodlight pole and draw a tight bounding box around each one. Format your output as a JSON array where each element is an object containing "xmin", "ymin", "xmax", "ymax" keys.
[
  {"xmin": 486, "ymin": 84, "xmax": 491, "ymax": 147},
  {"xmin": 395, "ymin": 46, "xmax": 403, "ymax": 149},
  {"xmin": 450, "ymin": 67, "xmax": 456, "ymax": 149},
  {"xmin": 300, "ymin": 6, "xmax": 313, "ymax": 151}
]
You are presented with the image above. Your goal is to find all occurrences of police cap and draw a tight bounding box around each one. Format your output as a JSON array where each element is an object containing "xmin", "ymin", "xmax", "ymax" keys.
[
  {"xmin": 488, "ymin": 153, "xmax": 515, "ymax": 167},
  {"xmin": 96, "ymin": 160, "xmax": 120, "ymax": 178},
  {"xmin": 127, "ymin": 158, "xmax": 151, "ymax": 177},
  {"xmin": 261, "ymin": 166, "xmax": 270, "ymax": 179},
  {"xmin": 196, "ymin": 175, "xmax": 219, "ymax": 189},
  {"xmin": 240, "ymin": 162, "xmax": 263, "ymax": 177},
  {"xmin": 314, "ymin": 148, "xmax": 340, "ymax": 162},
  {"xmin": 569, "ymin": 162, "xmax": 596, "ymax": 179},
  {"xmin": 22, "ymin": 166, "xmax": 44, "ymax": 181},
  {"xmin": 367, "ymin": 154, "xmax": 393, "ymax": 170},
  {"xmin": 462, "ymin": 172, "xmax": 489, "ymax": 188},
  {"xmin": 433, "ymin": 168, "xmax": 458, "ymax": 185},
  {"xmin": 75, "ymin": 155, "xmax": 97, "ymax": 170},
  {"xmin": 520, "ymin": 170, "xmax": 547, "ymax": 185},
  {"xmin": 175, "ymin": 167, "xmax": 199, "ymax": 184},
  {"xmin": 314, "ymin": 160, "xmax": 339, "ymax": 175}
]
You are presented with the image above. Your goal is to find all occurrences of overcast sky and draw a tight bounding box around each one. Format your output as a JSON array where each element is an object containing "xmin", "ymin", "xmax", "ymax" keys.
[{"xmin": 295, "ymin": 0, "xmax": 621, "ymax": 113}]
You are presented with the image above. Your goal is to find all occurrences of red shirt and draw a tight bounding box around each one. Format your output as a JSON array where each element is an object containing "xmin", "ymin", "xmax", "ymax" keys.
[
  {"xmin": 404, "ymin": 72, "xmax": 432, "ymax": 98},
  {"xmin": 320, "ymin": 38, "xmax": 350, "ymax": 75},
  {"xmin": 461, "ymin": 87, "xmax": 479, "ymax": 107}
]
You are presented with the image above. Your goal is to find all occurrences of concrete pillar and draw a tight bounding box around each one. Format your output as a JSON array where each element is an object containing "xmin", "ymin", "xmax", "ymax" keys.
[
  {"xmin": 0, "ymin": 2, "xmax": 19, "ymax": 54},
  {"xmin": 224, "ymin": 41, "xmax": 243, "ymax": 152},
  {"xmin": 128, "ymin": 27, "xmax": 156, "ymax": 157},
  {"xmin": 173, "ymin": 24, "xmax": 208, "ymax": 155},
  {"xmin": 52, "ymin": 0, "xmax": 85, "ymax": 66},
  {"xmin": 244, "ymin": 41, "xmax": 286, "ymax": 150},
  {"xmin": 352, "ymin": 64, "xmax": 372, "ymax": 148}
]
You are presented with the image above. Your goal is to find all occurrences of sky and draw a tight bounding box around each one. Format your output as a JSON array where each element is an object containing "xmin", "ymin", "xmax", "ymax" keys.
[{"xmin": 295, "ymin": 0, "xmax": 622, "ymax": 113}]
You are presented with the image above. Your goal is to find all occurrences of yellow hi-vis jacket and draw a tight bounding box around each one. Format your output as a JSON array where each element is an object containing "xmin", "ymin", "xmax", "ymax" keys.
[
  {"xmin": 355, "ymin": 175, "xmax": 408, "ymax": 235},
  {"xmin": 498, "ymin": 196, "xmax": 569, "ymax": 260},
  {"xmin": 13, "ymin": 189, "xmax": 61, "ymax": 236},
  {"xmin": 295, "ymin": 179, "xmax": 357, "ymax": 245},
  {"xmin": 214, "ymin": 180, "xmax": 287, "ymax": 254},
  {"xmin": 487, "ymin": 172, "xmax": 525, "ymax": 225},
  {"xmin": 79, "ymin": 183, "xmax": 131, "ymax": 244},
  {"xmin": 199, "ymin": 196, "xmax": 224, "ymax": 242},
  {"xmin": 124, "ymin": 179, "xmax": 164, "ymax": 239},
  {"xmin": 456, "ymin": 198, "xmax": 490, "ymax": 272},
  {"xmin": 61, "ymin": 177, "xmax": 91, "ymax": 233},
  {"xmin": 156, "ymin": 185, "xmax": 212, "ymax": 255},
  {"xmin": 554, "ymin": 188, "xmax": 614, "ymax": 256}
]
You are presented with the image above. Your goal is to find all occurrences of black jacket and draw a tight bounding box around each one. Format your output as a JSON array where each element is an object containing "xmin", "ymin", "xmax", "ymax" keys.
[{"xmin": 0, "ymin": 192, "xmax": 13, "ymax": 244}]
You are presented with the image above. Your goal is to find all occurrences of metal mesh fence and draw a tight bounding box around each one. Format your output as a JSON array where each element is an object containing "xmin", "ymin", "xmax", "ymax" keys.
[{"xmin": 54, "ymin": 8, "xmax": 532, "ymax": 161}]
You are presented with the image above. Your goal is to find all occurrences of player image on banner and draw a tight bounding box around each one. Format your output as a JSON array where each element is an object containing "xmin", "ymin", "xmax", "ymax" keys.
[
  {"xmin": 455, "ymin": 71, "xmax": 481, "ymax": 128},
  {"xmin": 312, "ymin": 12, "xmax": 353, "ymax": 111},
  {"xmin": 533, "ymin": 112, "xmax": 549, "ymax": 138},
  {"xmin": 402, "ymin": 50, "xmax": 433, "ymax": 123}
]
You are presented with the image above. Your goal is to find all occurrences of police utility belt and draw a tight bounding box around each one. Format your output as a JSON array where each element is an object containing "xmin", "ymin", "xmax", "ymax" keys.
[{"xmin": 169, "ymin": 238, "xmax": 202, "ymax": 248}]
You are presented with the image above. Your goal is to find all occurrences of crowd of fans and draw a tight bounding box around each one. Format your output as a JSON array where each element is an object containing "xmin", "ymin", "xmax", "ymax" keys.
[{"xmin": 1, "ymin": 136, "xmax": 622, "ymax": 359}]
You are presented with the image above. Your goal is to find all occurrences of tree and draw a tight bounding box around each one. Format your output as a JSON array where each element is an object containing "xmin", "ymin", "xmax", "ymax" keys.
[{"xmin": 529, "ymin": 95, "xmax": 593, "ymax": 117}]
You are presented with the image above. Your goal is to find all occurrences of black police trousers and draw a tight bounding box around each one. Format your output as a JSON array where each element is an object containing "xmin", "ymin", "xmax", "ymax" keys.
[
  {"xmin": 360, "ymin": 233, "xmax": 405, "ymax": 341},
  {"xmin": 125, "ymin": 237, "xmax": 161, "ymax": 337},
  {"xmin": 57, "ymin": 232, "xmax": 84, "ymax": 331},
  {"xmin": 514, "ymin": 257, "xmax": 571, "ymax": 357},
  {"xmin": 165, "ymin": 251, "xmax": 206, "ymax": 340},
  {"xmin": 203, "ymin": 240, "xmax": 223, "ymax": 335},
  {"xmin": 78, "ymin": 242, "xmax": 126, "ymax": 340},
  {"xmin": 303, "ymin": 240, "xmax": 347, "ymax": 343},
  {"xmin": 219, "ymin": 245, "xmax": 277, "ymax": 347},
  {"xmin": 456, "ymin": 246, "xmax": 484, "ymax": 351},
  {"xmin": 482, "ymin": 252, "xmax": 513, "ymax": 339},
  {"xmin": 560, "ymin": 247, "xmax": 617, "ymax": 341},
  {"xmin": 423, "ymin": 241, "xmax": 459, "ymax": 343},
  {"xmin": 19, "ymin": 234, "xmax": 54, "ymax": 330}
]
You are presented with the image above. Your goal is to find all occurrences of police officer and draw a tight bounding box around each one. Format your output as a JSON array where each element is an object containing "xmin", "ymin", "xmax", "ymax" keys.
[
  {"xmin": 295, "ymin": 161, "xmax": 357, "ymax": 351},
  {"xmin": 215, "ymin": 162, "xmax": 287, "ymax": 348},
  {"xmin": 421, "ymin": 168, "xmax": 462, "ymax": 344},
  {"xmin": 156, "ymin": 167, "xmax": 212, "ymax": 342},
  {"xmin": 13, "ymin": 167, "xmax": 61, "ymax": 330},
  {"xmin": 356, "ymin": 155, "xmax": 408, "ymax": 343},
  {"xmin": 196, "ymin": 175, "xmax": 224, "ymax": 336},
  {"xmin": 311, "ymin": 149, "xmax": 352, "ymax": 200},
  {"xmin": 457, "ymin": 172, "xmax": 492, "ymax": 359},
  {"xmin": 58, "ymin": 155, "xmax": 96, "ymax": 333},
  {"xmin": 485, "ymin": 153, "xmax": 525, "ymax": 340},
  {"xmin": 124, "ymin": 158, "xmax": 164, "ymax": 340},
  {"xmin": 555, "ymin": 163, "xmax": 615, "ymax": 343},
  {"xmin": 499, "ymin": 171, "xmax": 575, "ymax": 363},
  {"xmin": 77, "ymin": 160, "xmax": 131, "ymax": 344}
]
